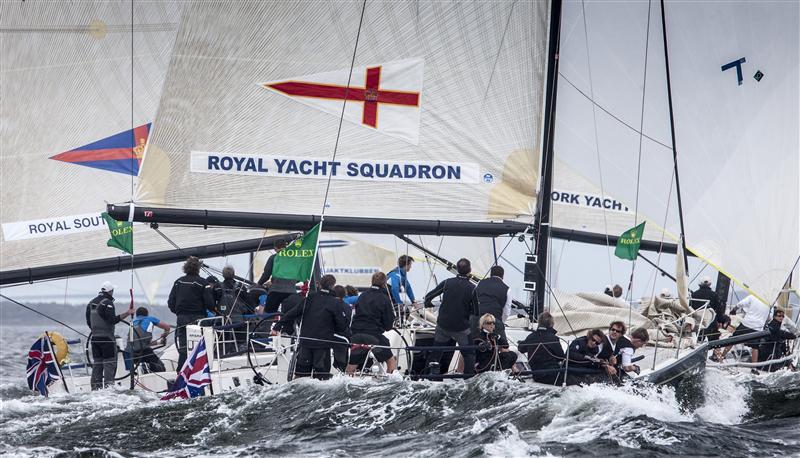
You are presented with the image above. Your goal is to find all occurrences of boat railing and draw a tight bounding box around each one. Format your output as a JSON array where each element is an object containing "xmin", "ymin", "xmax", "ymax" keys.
[{"xmin": 651, "ymin": 299, "xmax": 712, "ymax": 371}]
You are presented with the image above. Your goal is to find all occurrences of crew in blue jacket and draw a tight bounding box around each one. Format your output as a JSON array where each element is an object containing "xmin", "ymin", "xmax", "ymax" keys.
[{"xmin": 387, "ymin": 255, "xmax": 415, "ymax": 306}]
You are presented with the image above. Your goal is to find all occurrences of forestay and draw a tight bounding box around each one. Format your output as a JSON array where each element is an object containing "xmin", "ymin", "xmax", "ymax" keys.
[
  {"xmin": 134, "ymin": 1, "xmax": 550, "ymax": 223},
  {"xmin": 0, "ymin": 1, "xmax": 264, "ymax": 275}
]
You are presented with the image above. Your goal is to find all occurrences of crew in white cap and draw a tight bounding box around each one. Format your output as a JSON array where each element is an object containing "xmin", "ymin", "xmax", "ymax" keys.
[{"xmin": 85, "ymin": 280, "xmax": 133, "ymax": 390}]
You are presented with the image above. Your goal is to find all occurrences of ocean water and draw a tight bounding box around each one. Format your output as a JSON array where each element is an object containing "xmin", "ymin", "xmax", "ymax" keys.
[{"xmin": 1, "ymin": 325, "xmax": 799, "ymax": 457}]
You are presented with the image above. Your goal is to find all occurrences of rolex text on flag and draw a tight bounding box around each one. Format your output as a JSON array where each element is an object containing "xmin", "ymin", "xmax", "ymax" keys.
[
  {"xmin": 614, "ymin": 222, "xmax": 646, "ymax": 261},
  {"xmin": 273, "ymin": 223, "xmax": 321, "ymax": 282}
]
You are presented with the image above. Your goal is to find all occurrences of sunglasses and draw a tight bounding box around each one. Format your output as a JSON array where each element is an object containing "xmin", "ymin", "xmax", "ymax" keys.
[
  {"xmin": 610, "ymin": 328, "xmax": 623, "ymax": 333},
  {"xmin": 485, "ymin": 321, "xmax": 496, "ymax": 325},
  {"xmin": 590, "ymin": 338, "xmax": 602, "ymax": 345}
]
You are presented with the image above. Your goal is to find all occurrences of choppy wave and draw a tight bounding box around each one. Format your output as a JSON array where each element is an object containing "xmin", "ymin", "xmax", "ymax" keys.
[{"xmin": 1, "ymin": 326, "xmax": 799, "ymax": 457}]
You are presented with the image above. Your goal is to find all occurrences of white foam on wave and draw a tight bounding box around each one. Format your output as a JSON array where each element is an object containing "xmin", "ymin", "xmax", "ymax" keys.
[
  {"xmin": 695, "ymin": 368, "xmax": 751, "ymax": 424},
  {"xmin": 536, "ymin": 382, "xmax": 689, "ymax": 448},
  {"xmin": 483, "ymin": 423, "xmax": 542, "ymax": 457}
]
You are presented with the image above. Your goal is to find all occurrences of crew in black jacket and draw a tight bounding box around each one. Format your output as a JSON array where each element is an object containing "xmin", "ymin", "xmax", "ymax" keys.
[
  {"xmin": 347, "ymin": 271, "xmax": 397, "ymax": 374},
  {"xmin": 423, "ymin": 258, "xmax": 477, "ymax": 376},
  {"xmin": 272, "ymin": 274, "xmax": 349, "ymax": 380},
  {"xmin": 518, "ymin": 311, "xmax": 567, "ymax": 385},
  {"xmin": 597, "ymin": 321, "xmax": 631, "ymax": 375},
  {"xmin": 167, "ymin": 256, "xmax": 216, "ymax": 370},
  {"xmin": 761, "ymin": 309, "xmax": 797, "ymax": 372},
  {"xmin": 691, "ymin": 277, "xmax": 729, "ymax": 343},
  {"xmin": 85, "ymin": 281, "xmax": 133, "ymax": 389}
]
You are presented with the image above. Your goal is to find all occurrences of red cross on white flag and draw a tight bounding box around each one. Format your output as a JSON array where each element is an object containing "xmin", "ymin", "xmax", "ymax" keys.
[{"xmin": 260, "ymin": 58, "xmax": 424, "ymax": 145}]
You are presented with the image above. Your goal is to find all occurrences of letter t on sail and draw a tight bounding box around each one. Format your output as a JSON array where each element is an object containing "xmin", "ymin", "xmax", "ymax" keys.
[{"xmin": 721, "ymin": 57, "xmax": 746, "ymax": 85}]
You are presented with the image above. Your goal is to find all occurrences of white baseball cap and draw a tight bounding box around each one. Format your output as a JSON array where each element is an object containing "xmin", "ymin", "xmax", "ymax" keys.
[
  {"xmin": 101, "ymin": 281, "xmax": 116, "ymax": 294},
  {"xmin": 699, "ymin": 276, "xmax": 712, "ymax": 285}
]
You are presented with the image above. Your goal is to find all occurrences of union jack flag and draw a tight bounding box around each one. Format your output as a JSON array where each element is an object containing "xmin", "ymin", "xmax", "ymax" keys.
[
  {"xmin": 26, "ymin": 335, "xmax": 62, "ymax": 397},
  {"xmin": 161, "ymin": 337, "xmax": 211, "ymax": 400}
]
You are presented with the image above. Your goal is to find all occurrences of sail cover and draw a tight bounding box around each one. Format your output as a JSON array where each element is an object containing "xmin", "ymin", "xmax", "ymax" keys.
[
  {"xmin": 552, "ymin": 0, "xmax": 799, "ymax": 304},
  {"xmin": 0, "ymin": 1, "xmax": 266, "ymax": 276},
  {"xmin": 133, "ymin": 1, "xmax": 550, "ymax": 223}
]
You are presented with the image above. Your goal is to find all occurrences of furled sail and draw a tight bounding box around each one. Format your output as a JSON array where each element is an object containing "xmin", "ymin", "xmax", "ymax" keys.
[
  {"xmin": 133, "ymin": 1, "xmax": 550, "ymax": 224},
  {"xmin": 0, "ymin": 1, "xmax": 267, "ymax": 278}
]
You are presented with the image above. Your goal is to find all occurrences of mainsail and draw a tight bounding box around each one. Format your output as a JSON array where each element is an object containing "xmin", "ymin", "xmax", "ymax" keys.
[{"xmin": 130, "ymin": 1, "xmax": 550, "ymax": 226}]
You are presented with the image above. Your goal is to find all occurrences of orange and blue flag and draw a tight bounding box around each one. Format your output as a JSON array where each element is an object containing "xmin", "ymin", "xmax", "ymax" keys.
[{"xmin": 49, "ymin": 123, "xmax": 150, "ymax": 176}]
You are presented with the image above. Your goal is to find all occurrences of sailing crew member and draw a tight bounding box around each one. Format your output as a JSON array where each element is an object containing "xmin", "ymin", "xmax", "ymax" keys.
[
  {"xmin": 128, "ymin": 307, "xmax": 170, "ymax": 373},
  {"xmin": 347, "ymin": 272, "xmax": 397, "ymax": 374},
  {"xmin": 85, "ymin": 281, "xmax": 133, "ymax": 390},
  {"xmin": 621, "ymin": 328, "xmax": 650, "ymax": 374},
  {"xmin": 274, "ymin": 282, "xmax": 308, "ymax": 336},
  {"xmin": 760, "ymin": 308, "xmax": 798, "ymax": 372},
  {"xmin": 387, "ymin": 255, "xmax": 416, "ymax": 309},
  {"xmin": 257, "ymin": 240, "xmax": 298, "ymax": 314},
  {"xmin": 167, "ymin": 256, "xmax": 216, "ymax": 370},
  {"xmin": 518, "ymin": 311, "xmax": 567, "ymax": 385},
  {"xmin": 474, "ymin": 313, "xmax": 517, "ymax": 372},
  {"xmin": 272, "ymin": 274, "xmax": 349, "ymax": 380},
  {"xmin": 472, "ymin": 265, "xmax": 512, "ymax": 340},
  {"xmin": 692, "ymin": 277, "xmax": 728, "ymax": 346},
  {"xmin": 331, "ymin": 285, "xmax": 352, "ymax": 371},
  {"xmin": 212, "ymin": 266, "xmax": 252, "ymax": 351},
  {"xmin": 343, "ymin": 285, "xmax": 360, "ymax": 308},
  {"xmin": 719, "ymin": 294, "xmax": 770, "ymax": 363},
  {"xmin": 423, "ymin": 258, "xmax": 477, "ymax": 376},
  {"xmin": 598, "ymin": 321, "xmax": 633, "ymax": 372},
  {"xmin": 567, "ymin": 329, "xmax": 614, "ymax": 378}
]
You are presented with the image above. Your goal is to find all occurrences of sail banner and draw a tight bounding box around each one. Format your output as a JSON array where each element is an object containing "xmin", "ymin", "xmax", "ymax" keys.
[
  {"xmin": 101, "ymin": 212, "xmax": 133, "ymax": 255},
  {"xmin": 273, "ymin": 223, "xmax": 321, "ymax": 281},
  {"xmin": 614, "ymin": 222, "xmax": 645, "ymax": 261},
  {"xmin": 190, "ymin": 152, "xmax": 480, "ymax": 183},
  {"xmin": 134, "ymin": 1, "xmax": 550, "ymax": 223}
]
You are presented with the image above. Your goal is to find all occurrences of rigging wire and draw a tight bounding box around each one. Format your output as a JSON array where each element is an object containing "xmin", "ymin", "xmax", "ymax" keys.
[
  {"xmin": 580, "ymin": 0, "xmax": 614, "ymax": 286},
  {"xmin": 627, "ymin": 0, "xmax": 653, "ymax": 331}
]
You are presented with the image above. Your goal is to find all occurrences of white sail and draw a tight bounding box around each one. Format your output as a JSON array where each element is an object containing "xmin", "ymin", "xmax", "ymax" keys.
[
  {"xmin": 0, "ymin": 1, "xmax": 266, "ymax": 275},
  {"xmin": 134, "ymin": 1, "xmax": 549, "ymax": 223},
  {"xmin": 665, "ymin": 1, "xmax": 799, "ymax": 305},
  {"xmin": 552, "ymin": 0, "xmax": 799, "ymax": 305}
]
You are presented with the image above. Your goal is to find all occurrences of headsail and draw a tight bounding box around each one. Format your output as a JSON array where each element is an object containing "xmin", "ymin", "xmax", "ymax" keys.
[
  {"xmin": 550, "ymin": 0, "xmax": 799, "ymax": 304},
  {"xmin": 0, "ymin": 1, "xmax": 268, "ymax": 279}
]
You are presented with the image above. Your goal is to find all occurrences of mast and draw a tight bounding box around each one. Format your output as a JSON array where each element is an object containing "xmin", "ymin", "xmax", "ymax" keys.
[
  {"xmin": 659, "ymin": 0, "xmax": 689, "ymax": 271},
  {"xmin": 532, "ymin": 0, "xmax": 563, "ymax": 315},
  {"xmin": 106, "ymin": 204, "xmax": 529, "ymax": 238},
  {"xmin": 0, "ymin": 233, "xmax": 297, "ymax": 285}
]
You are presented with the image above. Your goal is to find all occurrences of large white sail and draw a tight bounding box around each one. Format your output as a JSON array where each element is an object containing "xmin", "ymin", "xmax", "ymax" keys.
[
  {"xmin": 551, "ymin": 0, "xmax": 799, "ymax": 305},
  {"xmin": 665, "ymin": 1, "xmax": 799, "ymax": 305},
  {"xmin": 133, "ymin": 1, "xmax": 549, "ymax": 223},
  {"xmin": 0, "ymin": 1, "xmax": 264, "ymax": 276}
]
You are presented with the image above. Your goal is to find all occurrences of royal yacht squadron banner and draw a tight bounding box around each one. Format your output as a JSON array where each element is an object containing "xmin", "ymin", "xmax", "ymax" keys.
[{"xmin": 190, "ymin": 152, "xmax": 482, "ymax": 184}]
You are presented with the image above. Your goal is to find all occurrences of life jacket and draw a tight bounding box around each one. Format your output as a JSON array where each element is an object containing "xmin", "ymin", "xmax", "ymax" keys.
[
  {"xmin": 128, "ymin": 321, "xmax": 153, "ymax": 353},
  {"xmin": 217, "ymin": 282, "xmax": 245, "ymax": 320},
  {"xmin": 88, "ymin": 294, "xmax": 115, "ymax": 340},
  {"xmin": 475, "ymin": 276, "xmax": 508, "ymax": 320}
]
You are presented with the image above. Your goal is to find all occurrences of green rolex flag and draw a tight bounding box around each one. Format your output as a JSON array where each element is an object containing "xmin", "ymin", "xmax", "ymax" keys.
[
  {"xmin": 101, "ymin": 212, "xmax": 133, "ymax": 255},
  {"xmin": 273, "ymin": 223, "xmax": 321, "ymax": 281},
  {"xmin": 614, "ymin": 222, "xmax": 645, "ymax": 261}
]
